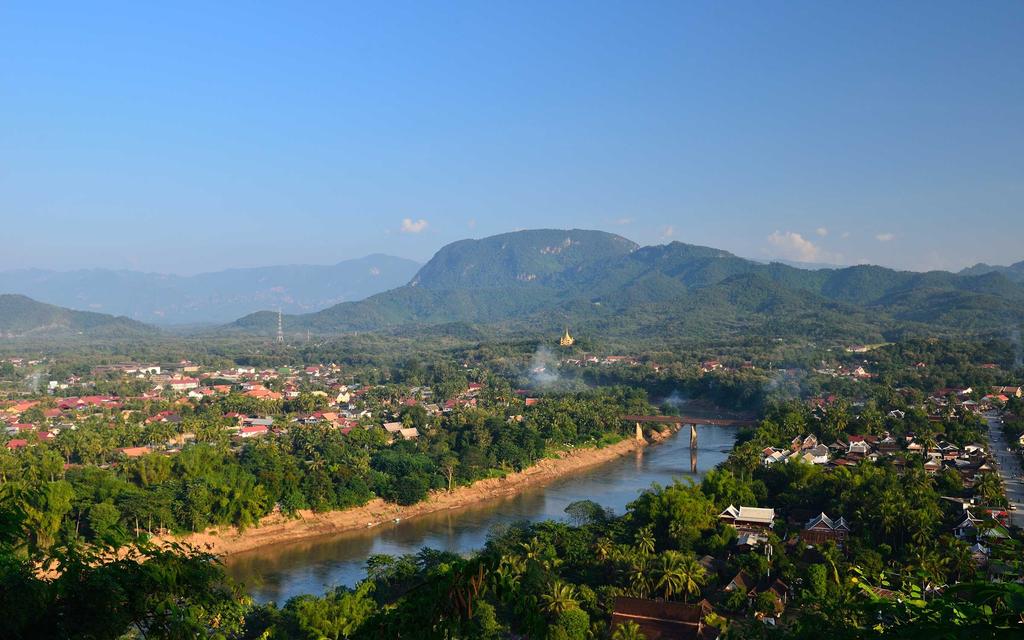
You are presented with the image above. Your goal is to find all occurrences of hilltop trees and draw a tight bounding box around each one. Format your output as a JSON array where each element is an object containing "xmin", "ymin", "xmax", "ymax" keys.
[{"xmin": 0, "ymin": 492, "xmax": 247, "ymax": 640}]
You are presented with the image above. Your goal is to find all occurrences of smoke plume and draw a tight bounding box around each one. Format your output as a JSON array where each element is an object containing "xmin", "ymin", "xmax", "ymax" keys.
[{"xmin": 529, "ymin": 345, "xmax": 560, "ymax": 388}]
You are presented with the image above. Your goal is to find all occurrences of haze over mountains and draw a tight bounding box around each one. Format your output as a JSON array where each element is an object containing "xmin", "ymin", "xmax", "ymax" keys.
[
  {"xmin": 0, "ymin": 255, "xmax": 420, "ymax": 325},
  {"xmin": 2, "ymin": 229, "xmax": 1023, "ymax": 343},
  {"xmin": 231, "ymin": 229, "xmax": 1024, "ymax": 344}
]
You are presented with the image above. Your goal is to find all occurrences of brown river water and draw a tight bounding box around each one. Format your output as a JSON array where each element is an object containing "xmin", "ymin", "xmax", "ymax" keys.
[{"xmin": 226, "ymin": 424, "xmax": 737, "ymax": 603}]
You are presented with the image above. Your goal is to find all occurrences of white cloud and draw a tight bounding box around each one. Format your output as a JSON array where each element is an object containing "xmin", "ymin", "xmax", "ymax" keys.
[
  {"xmin": 841, "ymin": 231, "xmax": 850, "ymax": 239},
  {"xmin": 816, "ymin": 227, "xmax": 829, "ymax": 237},
  {"xmin": 467, "ymin": 218, "xmax": 477, "ymax": 229},
  {"xmin": 615, "ymin": 217, "xmax": 634, "ymax": 226},
  {"xmin": 766, "ymin": 230, "xmax": 837, "ymax": 263},
  {"xmin": 662, "ymin": 225, "xmax": 675, "ymax": 238},
  {"xmin": 400, "ymin": 218, "xmax": 429, "ymax": 234},
  {"xmin": 875, "ymin": 232, "xmax": 895, "ymax": 242}
]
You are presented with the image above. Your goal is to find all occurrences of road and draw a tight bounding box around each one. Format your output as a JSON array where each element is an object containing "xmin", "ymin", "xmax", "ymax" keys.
[{"xmin": 984, "ymin": 412, "xmax": 1024, "ymax": 528}]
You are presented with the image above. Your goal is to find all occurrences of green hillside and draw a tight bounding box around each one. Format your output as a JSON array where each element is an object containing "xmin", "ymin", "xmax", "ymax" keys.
[
  {"xmin": 227, "ymin": 229, "xmax": 1024, "ymax": 343},
  {"xmin": 0, "ymin": 294, "xmax": 159, "ymax": 339},
  {"xmin": 959, "ymin": 260, "xmax": 1024, "ymax": 283},
  {"xmin": 409, "ymin": 228, "xmax": 638, "ymax": 289}
]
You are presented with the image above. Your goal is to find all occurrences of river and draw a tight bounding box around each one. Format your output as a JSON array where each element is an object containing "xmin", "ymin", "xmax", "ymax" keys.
[{"xmin": 225, "ymin": 425, "xmax": 738, "ymax": 604}]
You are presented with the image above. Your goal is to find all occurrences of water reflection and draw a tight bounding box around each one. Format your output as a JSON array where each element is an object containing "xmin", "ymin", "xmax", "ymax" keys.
[{"xmin": 227, "ymin": 425, "xmax": 736, "ymax": 604}]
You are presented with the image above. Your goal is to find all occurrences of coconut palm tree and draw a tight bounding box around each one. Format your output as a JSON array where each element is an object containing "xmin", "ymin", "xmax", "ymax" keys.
[
  {"xmin": 976, "ymin": 472, "xmax": 1006, "ymax": 507},
  {"xmin": 818, "ymin": 542, "xmax": 842, "ymax": 586},
  {"xmin": 595, "ymin": 537, "xmax": 615, "ymax": 562},
  {"xmin": 627, "ymin": 557, "xmax": 653, "ymax": 599},
  {"xmin": 655, "ymin": 551, "xmax": 688, "ymax": 600},
  {"xmin": 493, "ymin": 554, "xmax": 525, "ymax": 601},
  {"xmin": 634, "ymin": 525, "xmax": 656, "ymax": 556},
  {"xmin": 911, "ymin": 547, "xmax": 949, "ymax": 588},
  {"xmin": 520, "ymin": 536, "xmax": 559, "ymax": 571},
  {"xmin": 541, "ymin": 580, "xmax": 579, "ymax": 615},
  {"xmin": 947, "ymin": 541, "xmax": 976, "ymax": 582},
  {"xmin": 677, "ymin": 555, "xmax": 708, "ymax": 603}
]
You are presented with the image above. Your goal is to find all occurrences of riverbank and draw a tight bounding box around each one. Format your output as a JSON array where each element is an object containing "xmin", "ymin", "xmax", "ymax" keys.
[{"xmin": 168, "ymin": 429, "xmax": 674, "ymax": 557}]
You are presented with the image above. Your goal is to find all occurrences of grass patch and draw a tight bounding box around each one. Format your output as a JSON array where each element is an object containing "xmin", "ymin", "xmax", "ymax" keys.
[{"xmin": 596, "ymin": 432, "xmax": 626, "ymax": 448}]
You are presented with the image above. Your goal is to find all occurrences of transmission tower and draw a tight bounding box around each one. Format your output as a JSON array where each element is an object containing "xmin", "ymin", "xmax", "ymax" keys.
[{"xmin": 276, "ymin": 309, "xmax": 284, "ymax": 344}]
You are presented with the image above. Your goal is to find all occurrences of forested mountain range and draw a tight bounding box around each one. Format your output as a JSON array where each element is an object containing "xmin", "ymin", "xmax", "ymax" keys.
[
  {"xmin": 0, "ymin": 254, "xmax": 420, "ymax": 325},
  {"xmin": 0, "ymin": 294, "xmax": 158, "ymax": 339},
  {"xmin": 230, "ymin": 229, "xmax": 1024, "ymax": 344},
  {"xmin": 960, "ymin": 260, "xmax": 1024, "ymax": 283}
]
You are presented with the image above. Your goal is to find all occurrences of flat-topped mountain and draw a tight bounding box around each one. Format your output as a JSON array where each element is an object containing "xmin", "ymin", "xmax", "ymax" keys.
[
  {"xmin": 230, "ymin": 229, "xmax": 1024, "ymax": 343},
  {"xmin": 0, "ymin": 254, "xmax": 420, "ymax": 325},
  {"xmin": 0, "ymin": 294, "xmax": 158, "ymax": 339}
]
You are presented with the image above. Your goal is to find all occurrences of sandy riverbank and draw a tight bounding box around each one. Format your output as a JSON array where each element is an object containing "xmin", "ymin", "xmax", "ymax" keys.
[{"xmin": 164, "ymin": 429, "xmax": 673, "ymax": 557}]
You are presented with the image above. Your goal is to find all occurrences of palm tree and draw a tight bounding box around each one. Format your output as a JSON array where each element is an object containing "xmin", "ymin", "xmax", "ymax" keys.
[
  {"xmin": 947, "ymin": 541, "xmax": 976, "ymax": 582},
  {"xmin": 677, "ymin": 555, "xmax": 708, "ymax": 603},
  {"xmin": 911, "ymin": 547, "xmax": 949, "ymax": 588},
  {"xmin": 612, "ymin": 620, "xmax": 647, "ymax": 640},
  {"xmin": 819, "ymin": 542, "xmax": 842, "ymax": 586},
  {"xmin": 520, "ymin": 536, "xmax": 559, "ymax": 570},
  {"xmin": 541, "ymin": 580, "xmax": 579, "ymax": 615},
  {"xmin": 634, "ymin": 525, "xmax": 656, "ymax": 556},
  {"xmin": 595, "ymin": 537, "xmax": 615, "ymax": 562},
  {"xmin": 976, "ymin": 472, "xmax": 1006, "ymax": 506},
  {"xmin": 306, "ymin": 454, "xmax": 326, "ymax": 473},
  {"xmin": 443, "ymin": 559, "xmax": 487, "ymax": 622},
  {"xmin": 493, "ymin": 554, "xmax": 525, "ymax": 601},
  {"xmin": 655, "ymin": 551, "xmax": 687, "ymax": 600},
  {"xmin": 628, "ymin": 557, "xmax": 653, "ymax": 598}
]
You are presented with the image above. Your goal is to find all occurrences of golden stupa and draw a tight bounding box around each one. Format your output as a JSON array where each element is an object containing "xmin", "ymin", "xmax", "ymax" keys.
[{"xmin": 559, "ymin": 328, "xmax": 575, "ymax": 347}]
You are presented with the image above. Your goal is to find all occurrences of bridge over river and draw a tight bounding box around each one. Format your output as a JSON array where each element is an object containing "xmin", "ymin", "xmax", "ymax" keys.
[
  {"xmin": 621, "ymin": 414, "xmax": 756, "ymax": 472},
  {"xmin": 622, "ymin": 414, "xmax": 758, "ymax": 428}
]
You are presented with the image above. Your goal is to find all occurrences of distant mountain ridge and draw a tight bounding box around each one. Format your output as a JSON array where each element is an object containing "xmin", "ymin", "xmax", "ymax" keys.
[
  {"xmin": 0, "ymin": 294, "xmax": 158, "ymax": 339},
  {"xmin": 230, "ymin": 229, "xmax": 1024, "ymax": 343},
  {"xmin": 0, "ymin": 254, "xmax": 420, "ymax": 325},
  {"xmin": 409, "ymin": 229, "xmax": 638, "ymax": 289},
  {"xmin": 959, "ymin": 260, "xmax": 1024, "ymax": 283}
]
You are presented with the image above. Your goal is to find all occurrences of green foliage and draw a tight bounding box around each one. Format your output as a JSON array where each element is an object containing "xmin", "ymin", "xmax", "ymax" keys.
[
  {"xmin": 1, "ymin": 332, "xmax": 1021, "ymax": 639},
  {"xmin": 228, "ymin": 230, "xmax": 1024, "ymax": 344},
  {"xmin": 611, "ymin": 620, "xmax": 647, "ymax": 640},
  {"xmin": 723, "ymin": 585, "xmax": 748, "ymax": 612},
  {"xmin": 551, "ymin": 607, "xmax": 589, "ymax": 640},
  {"xmin": 851, "ymin": 575, "xmax": 1024, "ymax": 638},
  {"xmin": 87, "ymin": 501, "xmax": 122, "ymax": 543},
  {"xmin": 700, "ymin": 467, "xmax": 761, "ymax": 509},
  {"xmin": 0, "ymin": 496, "xmax": 246, "ymax": 640},
  {"xmin": 564, "ymin": 499, "xmax": 612, "ymax": 527},
  {"xmin": 0, "ymin": 293, "xmax": 159, "ymax": 339},
  {"xmin": 277, "ymin": 582, "xmax": 377, "ymax": 640},
  {"xmin": 627, "ymin": 479, "xmax": 718, "ymax": 551}
]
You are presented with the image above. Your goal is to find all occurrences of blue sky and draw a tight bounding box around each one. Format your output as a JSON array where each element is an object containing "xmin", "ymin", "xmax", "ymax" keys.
[{"xmin": 1, "ymin": 1, "xmax": 1021, "ymax": 274}]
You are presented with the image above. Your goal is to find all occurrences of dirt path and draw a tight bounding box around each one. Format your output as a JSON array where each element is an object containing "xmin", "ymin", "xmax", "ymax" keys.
[{"xmin": 164, "ymin": 430, "xmax": 672, "ymax": 557}]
